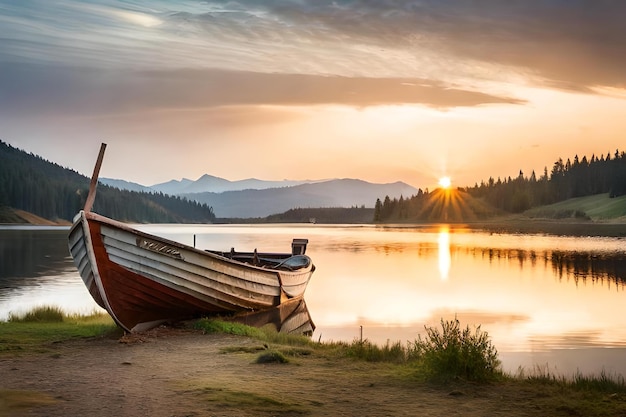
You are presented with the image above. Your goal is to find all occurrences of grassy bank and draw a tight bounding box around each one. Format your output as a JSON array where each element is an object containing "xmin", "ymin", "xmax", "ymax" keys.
[
  {"xmin": 0, "ymin": 306, "xmax": 119, "ymax": 355},
  {"xmin": 195, "ymin": 317, "xmax": 624, "ymax": 384},
  {"xmin": 193, "ymin": 318, "xmax": 626, "ymax": 416},
  {"xmin": 2, "ymin": 308, "xmax": 626, "ymax": 416},
  {"xmin": 525, "ymin": 193, "xmax": 626, "ymax": 221}
]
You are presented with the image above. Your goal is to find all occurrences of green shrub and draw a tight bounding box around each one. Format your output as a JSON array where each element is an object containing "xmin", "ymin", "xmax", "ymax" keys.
[
  {"xmin": 256, "ymin": 351, "xmax": 289, "ymax": 364},
  {"xmin": 408, "ymin": 317, "xmax": 501, "ymax": 382}
]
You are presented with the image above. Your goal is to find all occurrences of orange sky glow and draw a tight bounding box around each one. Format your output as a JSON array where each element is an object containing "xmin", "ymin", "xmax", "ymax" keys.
[{"xmin": 1, "ymin": 1, "xmax": 625, "ymax": 192}]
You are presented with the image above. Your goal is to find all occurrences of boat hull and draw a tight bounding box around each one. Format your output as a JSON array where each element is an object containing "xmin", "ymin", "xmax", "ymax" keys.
[{"xmin": 68, "ymin": 211, "xmax": 314, "ymax": 332}]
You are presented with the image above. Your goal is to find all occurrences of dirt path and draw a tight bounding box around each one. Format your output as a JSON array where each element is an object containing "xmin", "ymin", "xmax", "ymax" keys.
[{"xmin": 0, "ymin": 327, "xmax": 619, "ymax": 416}]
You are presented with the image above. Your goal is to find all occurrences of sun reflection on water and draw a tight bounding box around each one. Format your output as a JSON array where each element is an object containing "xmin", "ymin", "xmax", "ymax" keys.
[{"xmin": 438, "ymin": 226, "xmax": 451, "ymax": 280}]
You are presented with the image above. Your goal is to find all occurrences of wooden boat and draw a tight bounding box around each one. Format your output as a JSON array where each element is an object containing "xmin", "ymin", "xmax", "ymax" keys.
[
  {"xmin": 68, "ymin": 144, "xmax": 315, "ymax": 333},
  {"xmin": 227, "ymin": 296, "xmax": 315, "ymax": 336}
]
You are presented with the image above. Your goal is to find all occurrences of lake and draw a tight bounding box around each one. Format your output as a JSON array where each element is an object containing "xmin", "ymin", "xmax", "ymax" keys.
[{"xmin": 2, "ymin": 224, "xmax": 626, "ymax": 377}]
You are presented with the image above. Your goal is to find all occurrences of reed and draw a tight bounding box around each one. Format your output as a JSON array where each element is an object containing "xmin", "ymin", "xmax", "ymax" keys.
[
  {"xmin": 343, "ymin": 339, "xmax": 407, "ymax": 363},
  {"xmin": 517, "ymin": 365, "xmax": 626, "ymax": 393},
  {"xmin": 6, "ymin": 306, "xmax": 109, "ymax": 324},
  {"xmin": 1, "ymin": 307, "xmax": 117, "ymax": 354},
  {"xmin": 8, "ymin": 306, "xmax": 64, "ymax": 323}
]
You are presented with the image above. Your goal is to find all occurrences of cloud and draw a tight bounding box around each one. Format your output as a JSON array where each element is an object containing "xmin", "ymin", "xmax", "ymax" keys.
[
  {"xmin": 292, "ymin": 1, "xmax": 626, "ymax": 90},
  {"xmin": 0, "ymin": 64, "xmax": 523, "ymax": 116},
  {"xmin": 1, "ymin": 0, "xmax": 624, "ymax": 100},
  {"xmin": 171, "ymin": 0, "xmax": 626, "ymax": 90}
]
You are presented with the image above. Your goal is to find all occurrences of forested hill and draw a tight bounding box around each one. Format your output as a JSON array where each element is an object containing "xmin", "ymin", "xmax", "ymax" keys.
[
  {"xmin": 375, "ymin": 150, "xmax": 626, "ymax": 222},
  {"xmin": 0, "ymin": 141, "xmax": 215, "ymax": 224},
  {"xmin": 467, "ymin": 151, "xmax": 626, "ymax": 213}
]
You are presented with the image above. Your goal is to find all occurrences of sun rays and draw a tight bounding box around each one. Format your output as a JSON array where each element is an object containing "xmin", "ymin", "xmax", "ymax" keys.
[{"xmin": 417, "ymin": 187, "xmax": 475, "ymax": 222}]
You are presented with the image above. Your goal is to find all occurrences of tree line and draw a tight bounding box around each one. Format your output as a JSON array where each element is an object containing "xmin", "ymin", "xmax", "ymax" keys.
[
  {"xmin": 468, "ymin": 150, "xmax": 626, "ymax": 212},
  {"xmin": 0, "ymin": 140, "xmax": 216, "ymax": 223},
  {"xmin": 375, "ymin": 149, "xmax": 626, "ymax": 222}
]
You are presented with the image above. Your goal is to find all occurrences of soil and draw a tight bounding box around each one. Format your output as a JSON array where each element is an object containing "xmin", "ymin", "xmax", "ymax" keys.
[
  {"xmin": 0, "ymin": 327, "xmax": 623, "ymax": 417},
  {"xmin": 7, "ymin": 209, "xmax": 71, "ymax": 226}
]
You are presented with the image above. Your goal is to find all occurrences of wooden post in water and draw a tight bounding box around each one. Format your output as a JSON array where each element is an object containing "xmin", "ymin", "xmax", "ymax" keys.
[{"xmin": 84, "ymin": 143, "xmax": 107, "ymax": 213}]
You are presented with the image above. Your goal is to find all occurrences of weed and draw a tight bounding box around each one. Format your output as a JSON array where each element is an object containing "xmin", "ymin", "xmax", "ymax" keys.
[
  {"xmin": 256, "ymin": 350, "xmax": 289, "ymax": 364},
  {"xmin": 8, "ymin": 306, "xmax": 64, "ymax": 323},
  {"xmin": 516, "ymin": 365, "xmax": 626, "ymax": 393},
  {"xmin": 345, "ymin": 339, "xmax": 406, "ymax": 363},
  {"xmin": 408, "ymin": 317, "xmax": 501, "ymax": 382},
  {"xmin": 0, "ymin": 308, "xmax": 116, "ymax": 355},
  {"xmin": 193, "ymin": 318, "xmax": 315, "ymax": 348}
]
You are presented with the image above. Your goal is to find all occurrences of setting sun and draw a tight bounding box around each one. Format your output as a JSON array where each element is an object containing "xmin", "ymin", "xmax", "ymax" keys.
[{"xmin": 438, "ymin": 176, "xmax": 452, "ymax": 189}]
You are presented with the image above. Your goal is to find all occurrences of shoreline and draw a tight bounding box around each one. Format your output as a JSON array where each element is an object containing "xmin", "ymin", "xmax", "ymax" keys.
[
  {"xmin": 463, "ymin": 218, "xmax": 626, "ymax": 237},
  {"xmin": 4, "ymin": 212, "xmax": 626, "ymax": 237},
  {"xmin": 374, "ymin": 217, "xmax": 626, "ymax": 238},
  {"xmin": 2, "ymin": 327, "xmax": 626, "ymax": 416}
]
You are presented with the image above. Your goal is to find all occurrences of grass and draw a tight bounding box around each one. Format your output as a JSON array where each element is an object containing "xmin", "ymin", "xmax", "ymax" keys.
[
  {"xmin": 8, "ymin": 305, "xmax": 65, "ymax": 322},
  {"xmin": 193, "ymin": 318, "xmax": 315, "ymax": 363},
  {"xmin": 191, "ymin": 387, "xmax": 306, "ymax": 414},
  {"xmin": 525, "ymin": 193, "xmax": 626, "ymax": 221},
  {"xmin": 7, "ymin": 309, "xmax": 626, "ymax": 394},
  {"xmin": 0, "ymin": 390, "xmax": 57, "ymax": 417},
  {"xmin": 198, "ymin": 317, "xmax": 626, "ymax": 417},
  {"xmin": 4, "ymin": 309, "xmax": 626, "ymax": 416},
  {"xmin": 0, "ymin": 306, "xmax": 118, "ymax": 354},
  {"xmin": 198, "ymin": 317, "xmax": 625, "ymax": 392},
  {"xmin": 517, "ymin": 365, "xmax": 626, "ymax": 394},
  {"xmin": 193, "ymin": 317, "xmax": 316, "ymax": 349},
  {"xmin": 342, "ymin": 339, "xmax": 407, "ymax": 363}
]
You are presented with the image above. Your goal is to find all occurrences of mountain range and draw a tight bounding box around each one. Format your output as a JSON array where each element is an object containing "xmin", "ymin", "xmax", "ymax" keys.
[
  {"xmin": 101, "ymin": 176, "xmax": 419, "ymax": 218},
  {"xmin": 102, "ymin": 175, "xmax": 326, "ymax": 194}
]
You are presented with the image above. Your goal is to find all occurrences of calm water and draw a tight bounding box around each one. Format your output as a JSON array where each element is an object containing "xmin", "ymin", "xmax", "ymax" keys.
[{"xmin": 1, "ymin": 224, "xmax": 626, "ymax": 376}]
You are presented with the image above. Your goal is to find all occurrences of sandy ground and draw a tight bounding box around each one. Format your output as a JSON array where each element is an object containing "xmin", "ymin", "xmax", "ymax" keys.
[{"xmin": 0, "ymin": 327, "xmax": 620, "ymax": 417}]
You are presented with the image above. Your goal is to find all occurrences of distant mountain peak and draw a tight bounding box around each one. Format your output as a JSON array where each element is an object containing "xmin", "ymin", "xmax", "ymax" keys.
[
  {"xmin": 103, "ymin": 174, "xmax": 420, "ymax": 218},
  {"xmin": 196, "ymin": 173, "xmax": 224, "ymax": 181}
]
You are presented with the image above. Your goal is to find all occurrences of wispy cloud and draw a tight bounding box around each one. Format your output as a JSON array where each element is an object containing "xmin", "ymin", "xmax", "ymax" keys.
[
  {"xmin": 0, "ymin": 63, "xmax": 523, "ymax": 116},
  {"xmin": 0, "ymin": 0, "xmax": 624, "ymax": 111}
]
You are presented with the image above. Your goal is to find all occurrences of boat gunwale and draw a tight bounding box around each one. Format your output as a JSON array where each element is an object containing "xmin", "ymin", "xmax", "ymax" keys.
[{"xmin": 80, "ymin": 210, "xmax": 313, "ymax": 276}]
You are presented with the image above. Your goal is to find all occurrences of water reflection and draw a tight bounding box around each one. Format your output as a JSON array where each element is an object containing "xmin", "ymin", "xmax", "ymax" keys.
[
  {"xmin": 437, "ymin": 226, "xmax": 451, "ymax": 280},
  {"xmin": 0, "ymin": 227, "xmax": 102, "ymax": 319},
  {"xmin": 0, "ymin": 227, "xmax": 73, "ymax": 283},
  {"xmin": 467, "ymin": 246, "xmax": 626, "ymax": 289},
  {"xmin": 2, "ymin": 225, "xmax": 626, "ymax": 376}
]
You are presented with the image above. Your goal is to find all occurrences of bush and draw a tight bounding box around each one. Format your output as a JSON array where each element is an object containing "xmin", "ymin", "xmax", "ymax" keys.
[
  {"xmin": 408, "ymin": 318, "xmax": 501, "ymax": 382},
  {"xmin": 256, "ymin": 351, "xmax": 289, "ymax": 364}
]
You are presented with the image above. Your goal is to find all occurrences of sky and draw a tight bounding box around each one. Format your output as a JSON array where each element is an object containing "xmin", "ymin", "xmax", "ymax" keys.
[{"xmin": 1, "ymin": 1, "xmax": 625, "ymax": 190}]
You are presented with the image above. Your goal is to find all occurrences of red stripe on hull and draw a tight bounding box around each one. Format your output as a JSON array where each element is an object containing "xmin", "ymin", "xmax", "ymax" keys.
[{"xmin": 88, "ymin": 222, "xmax": 272, "ymax": 331}]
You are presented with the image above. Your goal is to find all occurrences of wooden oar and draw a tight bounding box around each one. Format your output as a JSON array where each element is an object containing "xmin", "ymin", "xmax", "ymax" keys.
[{"xmin": 84, "ymin": 143, "xmax": 107, "ymax": 213}]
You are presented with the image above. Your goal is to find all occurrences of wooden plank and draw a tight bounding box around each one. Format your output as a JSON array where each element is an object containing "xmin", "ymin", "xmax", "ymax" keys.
[{"xmin": 84, "ymin": 143, "xmax": 107, "ymax": 212}]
